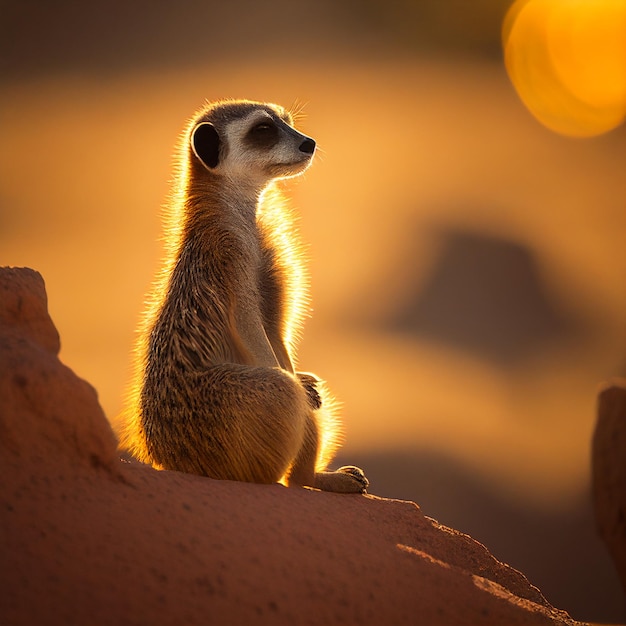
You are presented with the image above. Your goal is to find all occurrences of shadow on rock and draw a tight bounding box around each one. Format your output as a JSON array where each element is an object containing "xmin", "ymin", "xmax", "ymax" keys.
[{"xmin": 335, "ymin": 448, "xmax": 625, "ymax": 624}]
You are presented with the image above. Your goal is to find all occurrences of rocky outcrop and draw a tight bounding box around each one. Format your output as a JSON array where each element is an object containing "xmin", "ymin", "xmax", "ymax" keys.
[
  {"xmin": 0, "ymin": 267, "xmax": 583, "ymax": 625},
  {"xmin": 593, "ymin": 382, "xmax": 626, "ymax": 595}
]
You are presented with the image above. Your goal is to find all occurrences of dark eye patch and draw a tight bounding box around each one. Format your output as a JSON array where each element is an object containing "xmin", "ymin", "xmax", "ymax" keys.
[{"xmin": 245, "ymin": 120, "xmax": 279, "ymax": 149}]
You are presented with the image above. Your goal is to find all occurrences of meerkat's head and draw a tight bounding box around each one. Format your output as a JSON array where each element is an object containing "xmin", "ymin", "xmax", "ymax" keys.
[{"xmin": 190, "ymin": 100, "xmax": 315, "ymax": 188}]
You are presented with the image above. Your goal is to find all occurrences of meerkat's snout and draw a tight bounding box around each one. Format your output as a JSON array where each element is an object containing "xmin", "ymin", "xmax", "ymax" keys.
[
  {"xmin": 298, "ymin": 137, "xmax": 316, "ymax": 155},
  {"xmin": 268, "ymin": 126, "xmax": 316, "ymax": 179}
]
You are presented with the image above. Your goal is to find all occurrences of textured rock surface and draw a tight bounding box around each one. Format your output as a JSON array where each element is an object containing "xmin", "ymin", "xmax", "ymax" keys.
[
  {"xmin": 593, "ymin": 382, "xmax": 626, "ymax": 595},
  {"xmin": 0, "ymin": 267, "xmax": 583, "ymax": 626}
]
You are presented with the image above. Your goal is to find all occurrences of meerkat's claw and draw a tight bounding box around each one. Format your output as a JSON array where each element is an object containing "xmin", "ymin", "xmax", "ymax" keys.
[
  {"xmin": 337, "ymin": 465, "xmax": 369, "ymax": 493},
  {"xmin": 314, "ymin": 465, "xmax": 369, "ymax": 494}
]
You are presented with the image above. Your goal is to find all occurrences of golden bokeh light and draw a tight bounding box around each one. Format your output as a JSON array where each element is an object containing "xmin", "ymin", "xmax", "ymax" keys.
[{"xmin": 503, "ymin": 0, "xmax": 626, "ymax": 137}]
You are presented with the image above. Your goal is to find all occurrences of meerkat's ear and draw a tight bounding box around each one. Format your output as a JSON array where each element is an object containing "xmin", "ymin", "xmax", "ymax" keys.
[{"xmin": 192, "ymin": 122, "xmax": 221, "ymax": 169}]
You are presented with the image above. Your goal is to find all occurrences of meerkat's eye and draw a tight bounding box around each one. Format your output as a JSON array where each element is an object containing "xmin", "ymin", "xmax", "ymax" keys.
[{"xmin": 246, "ymin": 120, "xmax": 279, "ymax": 148}]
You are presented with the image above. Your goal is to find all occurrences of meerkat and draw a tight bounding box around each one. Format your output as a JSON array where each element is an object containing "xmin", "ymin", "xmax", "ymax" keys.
[{"xmin": 118, "ymin": 99, "xmax": 368, "ymax": 494}]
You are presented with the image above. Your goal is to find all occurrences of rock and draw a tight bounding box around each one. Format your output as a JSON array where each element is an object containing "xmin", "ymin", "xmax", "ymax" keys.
[
  {"xmin": 0, "ymin": 266, "xmax": 582, "ymax": 626},
  {"xmin": 0, "ymin": 267, "xmax": 120, "ymax": 477},
  {"xmin": 593, "ymin": 382, "xmax": 626, "ymax": 595},
  {"xmin": 0, "ymin": 266, "xmax": 60, "ymax": 353}
]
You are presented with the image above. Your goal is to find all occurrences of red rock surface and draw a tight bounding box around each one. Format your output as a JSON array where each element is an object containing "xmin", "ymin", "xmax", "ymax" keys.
[
  {"xmin": 593, "ymin": 382, "xmax": 626, "ymax": 595},
  {"xmin": 0, "ymin": 267, "xmax": 583, "ymax": 626}
]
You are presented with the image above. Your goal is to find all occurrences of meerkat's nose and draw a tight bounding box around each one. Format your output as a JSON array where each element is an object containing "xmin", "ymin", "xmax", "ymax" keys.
[{"xmin": 299, "ymin": 138, "xmax": 316, "ymax": 154}]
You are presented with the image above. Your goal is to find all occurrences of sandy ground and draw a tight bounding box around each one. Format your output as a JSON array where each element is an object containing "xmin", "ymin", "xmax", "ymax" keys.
[{"xmin": 1, "ymin": 58, "xmax": 624, "ymax": 620}]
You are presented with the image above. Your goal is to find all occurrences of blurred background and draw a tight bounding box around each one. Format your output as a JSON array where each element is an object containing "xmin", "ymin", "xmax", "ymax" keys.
[{"xmin": 1, "ymin": 0, "xmax": 624, "ymax": 621}]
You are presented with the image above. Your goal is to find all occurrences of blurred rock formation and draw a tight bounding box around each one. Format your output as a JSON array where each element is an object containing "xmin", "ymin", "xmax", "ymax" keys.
[
  {"xmin": 386, "ymin": 228, "xmax": 578, "ymax": 366},
  {"xmin": 593, "ymin": 382, "xmax": 626, "ymax": 595}
]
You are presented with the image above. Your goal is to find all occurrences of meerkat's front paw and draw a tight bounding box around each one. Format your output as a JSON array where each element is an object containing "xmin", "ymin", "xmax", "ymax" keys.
[
  {"xmin": 297, "ymin": 372, "xmax": 322, "ymax": 410},
  {"xmin": 314, "ymin": 465, "xmax": 369, "ymax": 494}
]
